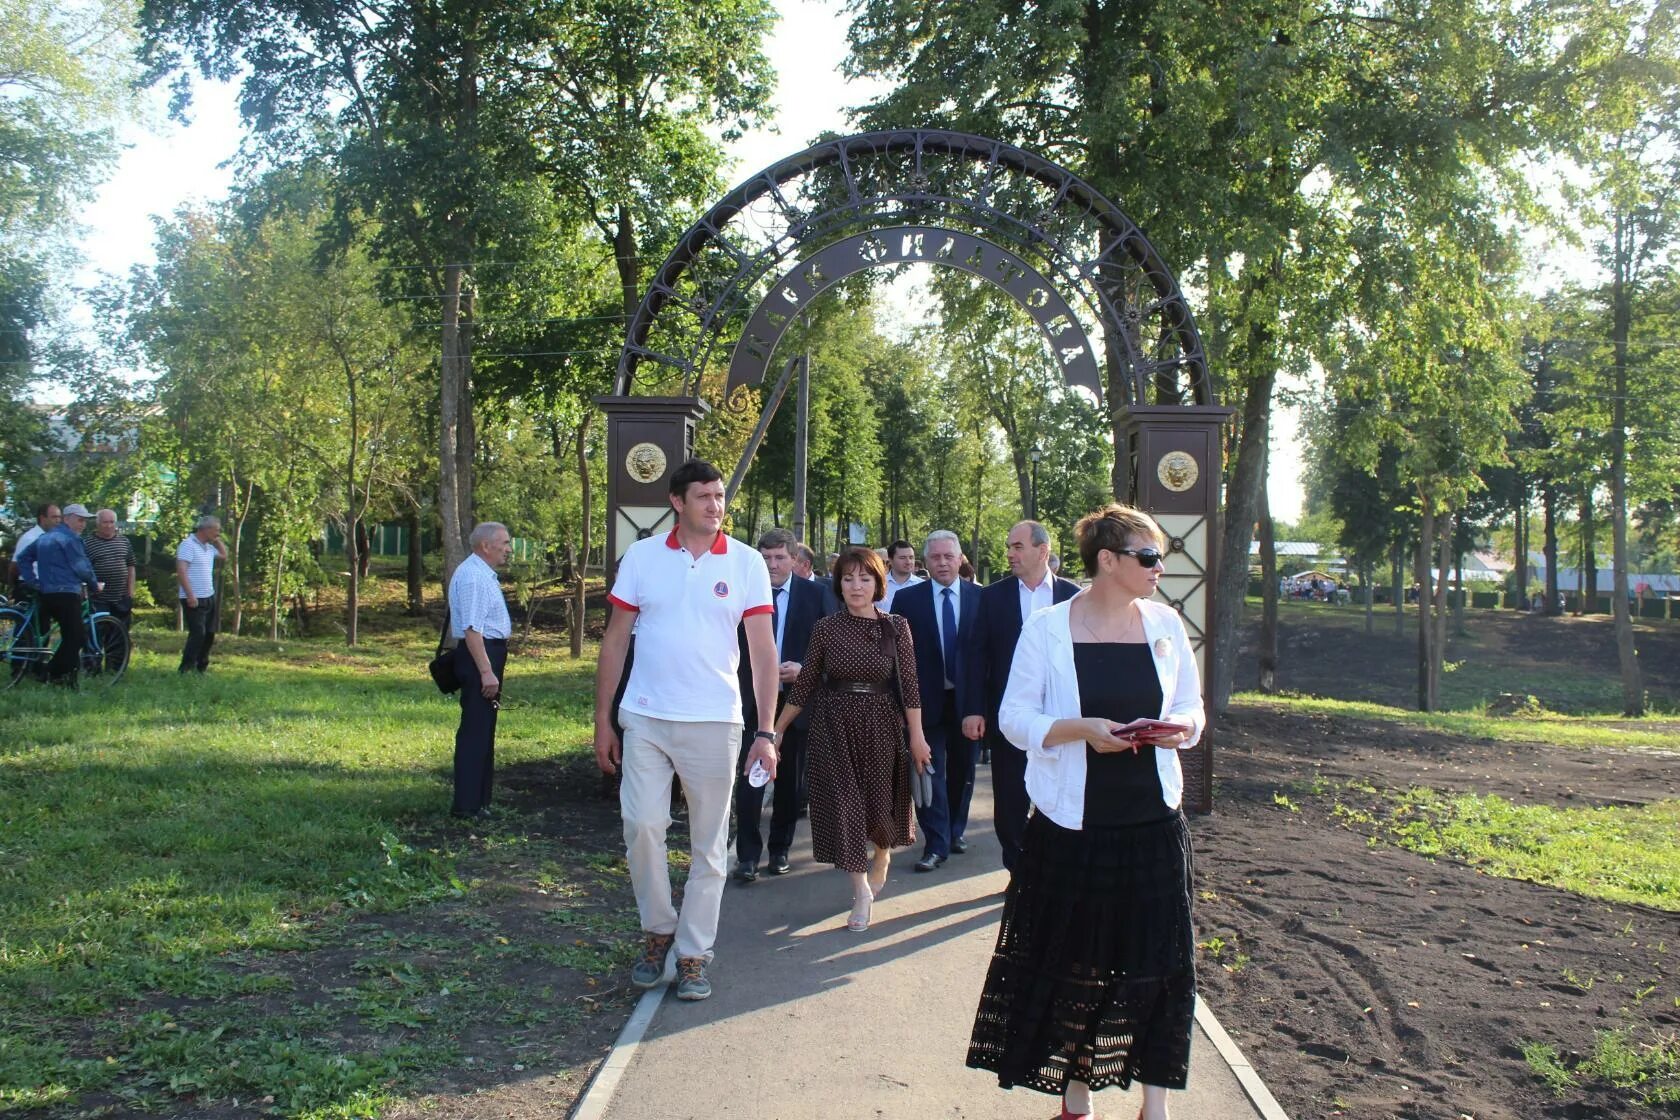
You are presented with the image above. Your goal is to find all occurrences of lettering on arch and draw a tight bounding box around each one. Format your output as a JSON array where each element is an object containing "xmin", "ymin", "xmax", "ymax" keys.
[{"xmin": 728, "ymin": 225, "xmax": 1102, "ymax": 398}]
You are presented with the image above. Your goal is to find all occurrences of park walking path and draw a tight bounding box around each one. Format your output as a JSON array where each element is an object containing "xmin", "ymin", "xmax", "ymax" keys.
[{"xmin": 572, "ymin": 777, "xmax": 1289, "ymax": 1120}]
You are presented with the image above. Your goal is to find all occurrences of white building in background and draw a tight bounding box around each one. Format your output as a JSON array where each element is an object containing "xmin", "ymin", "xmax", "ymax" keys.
[{"xmin": 1525, "ymin": 553, "xmax": 1680, "ymax": 595}]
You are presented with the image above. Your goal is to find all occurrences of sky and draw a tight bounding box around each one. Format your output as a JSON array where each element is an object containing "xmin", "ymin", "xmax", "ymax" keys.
[{"xmin": 74, "ymin": 0, "xmax": 1308, "ymax": 523}]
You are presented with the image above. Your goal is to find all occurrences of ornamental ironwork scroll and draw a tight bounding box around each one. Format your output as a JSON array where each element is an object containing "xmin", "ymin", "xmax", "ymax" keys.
[
  {"xmin": 613, "ymin": 129, "xmax": 1211, "ymax": 410},
  {"xmin": 731, "ymin": 226, "xmax": 1101, "ymax": 396}
]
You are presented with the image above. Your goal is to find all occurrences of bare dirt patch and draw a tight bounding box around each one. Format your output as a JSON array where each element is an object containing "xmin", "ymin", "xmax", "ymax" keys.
[{"xmin": 1196, "ymin": 610, "xmax": 1680, "ymax": 1119}]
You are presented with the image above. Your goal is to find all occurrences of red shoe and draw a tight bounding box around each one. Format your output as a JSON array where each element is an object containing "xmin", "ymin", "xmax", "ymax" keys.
[{"xmin": 1054, "ymin": 1108, "xmax": 1094, "ymax": 1120}]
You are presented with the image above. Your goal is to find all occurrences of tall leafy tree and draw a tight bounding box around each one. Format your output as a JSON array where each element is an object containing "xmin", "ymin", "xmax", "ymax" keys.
[
  {"xmin": 136, "ymin": 0, "xmax": 773, "ymax": 582},
  {"xmin": 845, "ymin": 0, "xmax": 1603, "ymax": 711},
  {"xmin": 1563, "ymin": 0, "xmax": 1680, "ymax": 713},
  {"xmin": 0, "ymin": 0, "xmax": 137, "ymax": 515}
]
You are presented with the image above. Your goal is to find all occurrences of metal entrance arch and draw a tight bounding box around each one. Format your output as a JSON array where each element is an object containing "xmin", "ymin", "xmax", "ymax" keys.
[{"xmin": 599, "ymin": 129, "xmax": 1231, "ymax": 810}]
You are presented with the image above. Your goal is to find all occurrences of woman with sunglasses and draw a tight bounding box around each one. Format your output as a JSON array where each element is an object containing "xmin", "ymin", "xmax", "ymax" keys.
[{"xmin": 966, "ymin": 503, "xmax": 1204, "ymax": 1120}]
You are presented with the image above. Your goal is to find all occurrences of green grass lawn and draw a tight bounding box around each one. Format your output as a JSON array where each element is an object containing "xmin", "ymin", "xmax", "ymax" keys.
[{"xmin": 0, "ymin": 622, "xmax": 611, "ymax": 1116}]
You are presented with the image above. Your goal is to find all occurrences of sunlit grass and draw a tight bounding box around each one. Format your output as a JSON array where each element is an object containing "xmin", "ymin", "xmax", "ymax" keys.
[
  {"xmin": 0, "ymin": 623, "xmax": 601, "ymax": 1114},
  {"xmin": 1379, "ymin": 789, "xmax": 1680, "ymax": 911}
]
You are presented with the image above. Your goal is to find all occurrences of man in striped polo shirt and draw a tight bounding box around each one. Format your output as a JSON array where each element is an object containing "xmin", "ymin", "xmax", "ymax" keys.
[{"xmin": 85, "ymin": 510, "xmax": 136, "ymax": 630}]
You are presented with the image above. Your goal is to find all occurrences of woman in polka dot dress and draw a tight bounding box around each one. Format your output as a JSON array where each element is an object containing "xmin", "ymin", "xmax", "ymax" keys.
[{"xmin": 775, "ymin": 546, "xmax": 932, "ymax": 932}]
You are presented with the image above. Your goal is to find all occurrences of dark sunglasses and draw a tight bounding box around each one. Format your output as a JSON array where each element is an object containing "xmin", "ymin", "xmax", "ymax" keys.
[{"xmin": 1114, "ymin": 547, "xmax": 1165, "ymax": 568}]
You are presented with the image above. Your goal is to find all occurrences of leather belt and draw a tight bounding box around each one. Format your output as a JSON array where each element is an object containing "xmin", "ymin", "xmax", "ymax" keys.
[{"xmin": 825, "ymin": 680, "xmax": 890, "ymax": 694}]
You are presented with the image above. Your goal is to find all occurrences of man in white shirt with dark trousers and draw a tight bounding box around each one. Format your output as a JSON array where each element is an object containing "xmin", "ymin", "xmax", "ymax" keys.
[
  {"xmin": 447, "ymin": 522, "xmax": 513, "ymax": 818},
  {"xmin": 175, "ymin": 515, "xmax": 228, "ymax": 673}
]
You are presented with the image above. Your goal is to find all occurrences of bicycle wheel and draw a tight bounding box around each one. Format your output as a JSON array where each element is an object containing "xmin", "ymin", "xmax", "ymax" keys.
[
  {"xmin": 82, "ymin": 614, "xmax": 129, "ymax": 686},
  {"xmin": 0, "ymin": 606, "xmax": 37, "ymax": 688}
]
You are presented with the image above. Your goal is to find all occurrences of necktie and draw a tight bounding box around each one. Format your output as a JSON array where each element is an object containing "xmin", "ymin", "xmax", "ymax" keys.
[
  {"xmin": 940, "ymin": 585, "xmax": 957, "ymax": 685},
  {"xmin": 772, "ymin": 584, "xmax": 783, "ymax": 637}
]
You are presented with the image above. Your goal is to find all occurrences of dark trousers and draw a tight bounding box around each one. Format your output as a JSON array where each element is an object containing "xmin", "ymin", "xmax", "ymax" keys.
[
  {"xmin": 93, "ymin": 596, "xmax": 132, "ymax": 631},
  {"xmin": 40, "ymin": 593, "xmax": 85, "ymax": 682},
  {"xmin": 179, "ymin": 596, "xmax": 218, "ymax": 672},
  {"xmin": 734, "ymin": 710, "xmax": 807, "ymax": 864},
  {"xmin": 452, "ymin": 639, "xmax": 507, "ymax": 814},
  {"xmin": 916, "ymin": 690, "xmax": 977, "ymax": 858},
  {"xmin": 988, "ymin": 725, "xmax": 1030, "ymax": 872}
]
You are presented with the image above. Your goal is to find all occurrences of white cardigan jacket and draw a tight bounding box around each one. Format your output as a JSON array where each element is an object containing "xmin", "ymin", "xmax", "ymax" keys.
[{"xmin": 999, "ymin": 593, "xmax": 1206, "ymax": 829}]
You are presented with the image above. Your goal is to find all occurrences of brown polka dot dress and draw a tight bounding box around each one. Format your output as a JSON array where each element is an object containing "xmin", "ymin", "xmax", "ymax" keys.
[{"xmin": 785, "ymin": 609, "xmax": 921, "ymax": 873}]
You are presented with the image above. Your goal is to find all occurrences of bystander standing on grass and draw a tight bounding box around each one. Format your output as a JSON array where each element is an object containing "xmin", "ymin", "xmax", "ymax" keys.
[
  {"xmin": 175, "ymin": 515, "xmax": 226, "ymax": 674},
  {"xmin": 447, "ymin": 521, "xmax": 514, "ymax": 819},
  {"xmin": 85, "ymin": 509, "xmax": 136, "ymax": 631}
]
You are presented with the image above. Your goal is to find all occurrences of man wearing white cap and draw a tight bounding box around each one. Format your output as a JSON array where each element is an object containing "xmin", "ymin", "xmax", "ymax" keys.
[
  {"xmin": 176, "ymin": 514, "xmax": 228, "ymax": 673},
  {"xmin": 14, "ymin": 503, "xmax": 101, "ymax": 684}
]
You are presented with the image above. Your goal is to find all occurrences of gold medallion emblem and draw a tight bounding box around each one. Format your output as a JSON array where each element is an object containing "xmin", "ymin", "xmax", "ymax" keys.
[
  {"xmin": 1156, "ymin": 450, "xmax": 1199, "ymax": 493},
  {"xmin": 625, "ymin": 442, "xmax": 668, "ymax": 485}
]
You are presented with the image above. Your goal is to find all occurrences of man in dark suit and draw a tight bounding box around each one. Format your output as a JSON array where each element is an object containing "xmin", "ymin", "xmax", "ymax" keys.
[
  {"xmin": 892, "ymin": 529, "xmax": 982, "ymax": 871},
  {"xmin": 733, "ymin": 527, "xmax": 837, "ymax": 881},
  {"xmin": 962, "ymin": 520, "xmax": 1081, "ymax": 872}
]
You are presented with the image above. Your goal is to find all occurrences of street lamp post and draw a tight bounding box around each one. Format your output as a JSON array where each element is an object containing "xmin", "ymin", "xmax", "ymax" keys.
[{"xmin": 1029, "ymin": 444, "xmax": 1043, "ymax": 519}]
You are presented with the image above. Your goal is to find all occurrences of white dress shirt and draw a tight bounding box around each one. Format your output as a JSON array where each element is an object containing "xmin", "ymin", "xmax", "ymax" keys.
[
  {"xmin": 1017, "ymin": 574, "xmax": 1055, "ymax": 621},
  {"xmin": 771, "ymin": 580, "xmax": 789, "ymax": 659},
  {"xmin": 881, "ymin": 572, "xmax": 922, "ymax": 611}
]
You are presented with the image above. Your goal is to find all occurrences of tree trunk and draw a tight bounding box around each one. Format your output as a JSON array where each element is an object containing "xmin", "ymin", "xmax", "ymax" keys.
[
  {"xmin": 1257, "ymin": 446, "xmax": 1279, "ymax": 693},
  {"xmin": 1453, "ymin": 546, "xmax": 1466, "ymax": 636},
  {"xmin": 346, "ymin": 518, "xmax": 360, "ymax": 647},
  {"xmin": 1580, "ymin": 494, "xmax": 1597, "ymax": 612},
  {"xmin": 269, "ymin": 544, "xmax": 286, "ymax": 641},
  {"xmin": 573, "ymin": 413, "xmax": 593, "ymax": 660},
  {"xmin": 1207, "ymin": 251, "xmax": 1283, "ymax": 714},
  {"xmin": 406, "ymin": 506, "xmax": 425, "ymax": 615},
  {"xmin": 1542, "ymin": 484, "xmax": 1560, "ymax": 614},
  {"xmin": 1362, "ymin": 559, "xmax": 1374, "ymax": 635},
  {"xmin": 1210, "ymin": 365, "xmax": 1276, "ymax": 712},
  {"xmin": 1432, "ymin": 506, "xmax": 1453, "ymax": 705},
  {"xmin": 1391, "ymin": 544, "xmax": 1404, "ymax": 637},
  {"xmin": 1608, "ymin": 212, "xmax": 1644, "ymax": 714},
  {"xmin": 1416, "ymin": 493, "xmax": 1436, "ymax": 712},
  {"xmin": 439, "ymin": 258, "xmax": 472, "ymax": 584},
  {"xmin": 1512, "ymin": 490, "xmax": 1528, "ymax": 608}
]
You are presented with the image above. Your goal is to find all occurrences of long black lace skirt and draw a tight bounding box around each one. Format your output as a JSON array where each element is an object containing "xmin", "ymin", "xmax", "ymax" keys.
[{"xmin": 966, "ymin": 809, "xmax": 1196, "ymax": 1094}]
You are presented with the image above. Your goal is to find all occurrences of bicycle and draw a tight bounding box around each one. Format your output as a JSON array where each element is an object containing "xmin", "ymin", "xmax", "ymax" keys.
[{"xmin": 0, "ymin": 595, "xmax": 130, "ymax": 688}]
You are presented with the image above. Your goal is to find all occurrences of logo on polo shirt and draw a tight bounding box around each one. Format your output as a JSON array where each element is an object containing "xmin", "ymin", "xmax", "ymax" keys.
[{"xmin": 713, "ymin": 580, "xmax": 729, "ymax": 598}]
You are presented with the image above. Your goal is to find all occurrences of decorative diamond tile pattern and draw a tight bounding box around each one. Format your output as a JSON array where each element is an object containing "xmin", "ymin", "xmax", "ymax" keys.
[{"xmin": 614, "ymin": 506, "xmax": 675, "ymax": 562}]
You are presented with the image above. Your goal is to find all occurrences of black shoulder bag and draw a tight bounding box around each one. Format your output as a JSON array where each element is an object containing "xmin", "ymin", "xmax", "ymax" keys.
[{"xmin": 428, "ymin": 612, "xmax": 461, "ymax": 694}]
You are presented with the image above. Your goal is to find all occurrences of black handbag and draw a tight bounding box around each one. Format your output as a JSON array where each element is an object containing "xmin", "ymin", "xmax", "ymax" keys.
[{"xmin": 428, "ymin": 612, "xmax": 460, "ymax": 694}]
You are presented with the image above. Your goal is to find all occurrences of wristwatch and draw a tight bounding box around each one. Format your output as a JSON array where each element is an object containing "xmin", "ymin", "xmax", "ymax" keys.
[{"xmin": 753, "ymin": 729, "xmax": 778, "ymax": 744}]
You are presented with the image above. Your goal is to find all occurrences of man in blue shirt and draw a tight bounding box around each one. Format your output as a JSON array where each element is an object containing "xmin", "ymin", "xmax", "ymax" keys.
[{"xmin": 15, "ymin": 503, "xmax": 102, "ymax": 685}]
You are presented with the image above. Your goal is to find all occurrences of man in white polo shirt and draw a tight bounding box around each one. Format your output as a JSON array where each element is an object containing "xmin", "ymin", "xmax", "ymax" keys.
[
  {"xmin": 175, "ymin": 515, "xmax": 228, "ymax": 673},
  {"xmin": 593, "ymin": 458, "xmax": 780, "ymax": 1003}
]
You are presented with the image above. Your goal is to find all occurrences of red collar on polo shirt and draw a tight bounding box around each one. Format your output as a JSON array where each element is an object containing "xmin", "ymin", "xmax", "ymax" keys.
[{"xmin": 664, "ymin": 529, "xmax": 729, "ymax": 555}]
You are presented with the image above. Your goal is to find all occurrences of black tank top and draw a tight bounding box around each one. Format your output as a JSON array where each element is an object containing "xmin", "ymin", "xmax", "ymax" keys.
[{"xmin": 1075, "ymin": 642, "xmax": 1172, "ymax": 826}]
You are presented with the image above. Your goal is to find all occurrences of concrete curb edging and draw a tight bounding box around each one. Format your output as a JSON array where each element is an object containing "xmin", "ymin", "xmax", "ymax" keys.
[
  {"xmin": 1195, "ymin": 1000, "xmax": 1293, "ymax": 1120},
  {"xmin": 568, "ymin": 985, "xmax": 665, "ymax": 1120}
]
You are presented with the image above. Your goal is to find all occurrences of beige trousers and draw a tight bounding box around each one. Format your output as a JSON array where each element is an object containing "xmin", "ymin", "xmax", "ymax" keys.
[{"xmin": 619, "ymin": 710, "xmax": 741, "ymax": 961}]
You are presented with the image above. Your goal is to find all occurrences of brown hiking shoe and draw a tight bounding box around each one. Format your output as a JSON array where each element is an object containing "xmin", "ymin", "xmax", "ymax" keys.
[{"xmin": 630, "ymin": 932, "xmax": 675, "ymax": 988}]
